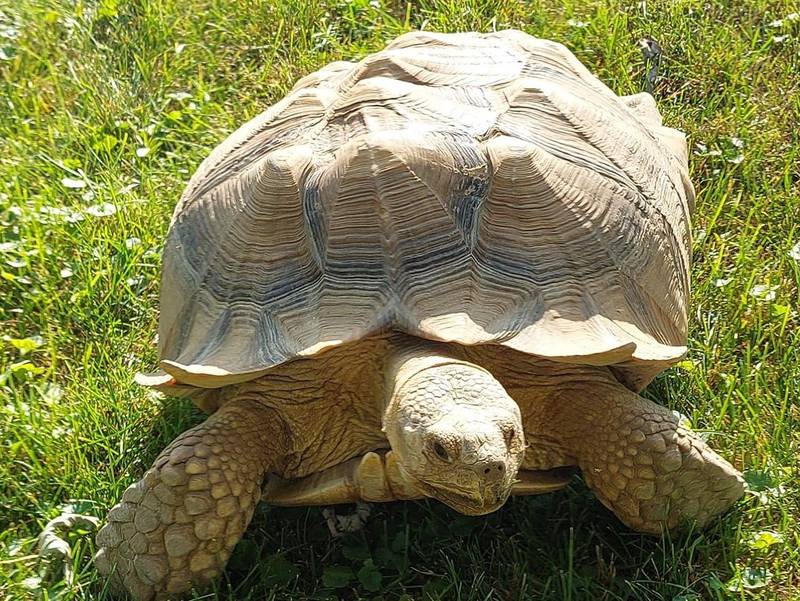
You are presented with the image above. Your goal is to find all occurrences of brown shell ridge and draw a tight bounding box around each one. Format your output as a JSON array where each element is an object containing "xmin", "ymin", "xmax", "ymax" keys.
[
  {"xmin": 532, "ymin": 81, "xmax": 691, "ymax": 254},
  {"xmin": 161, "ymin": 147, "xmax": 323, "ymax": 374},
  {"xmin": 542, "ymin": 85, "xmax": 692, "ymax": 274},
  {"xmin": 179, "ymin": 92, "xmax": 330, "ymax": 215},
  {"xmin": 384, "ymin": 136, "xmax": 482, "ymax": 327},
  {"xmin": 152, "ymin": 30, "xmax": 693, "ymax": 388},
  {"xmin": 619, "ymin": 93, "xmax": 695, "ymax": 212},
  {"xmin": 503, "ymin": 87, "xmax": 690, "ymax": 337},
  {"xmin": 480, "ymin": 136, "xmax": 685, "ymax": 350},
  {"xmin": 489, "ymin": 76, "xmax": 689, "ymax": 277},
  {"xmin": 530, "ymin": 139, "xmax": 686, "ymax": 342}
]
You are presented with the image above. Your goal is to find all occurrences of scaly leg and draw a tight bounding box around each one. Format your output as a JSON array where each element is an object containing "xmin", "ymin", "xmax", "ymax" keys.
[
  {"xmin": 531, "ymin": 381, "xmax": 745, "ymax": 534},
  {"xmin": 94, "ymin": 400, "xmax": 287, "ymax": 600}
]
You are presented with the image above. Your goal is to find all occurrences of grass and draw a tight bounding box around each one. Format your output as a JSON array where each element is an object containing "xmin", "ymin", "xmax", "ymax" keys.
[{"xmin": 0, "ymin": 0, "xmax": 798, "ymax": 599}]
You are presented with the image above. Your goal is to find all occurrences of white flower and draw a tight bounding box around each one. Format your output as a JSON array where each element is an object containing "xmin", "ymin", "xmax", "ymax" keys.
[
  {"xmin": 42, "ymin": 383, "xmax": 63, "ymax": 404},
  {"xmin": 671, "ymin": 410, "xmax": 693, "ymax": 429},
  {"xmin": 715, "ymin": 278, "xmax": 731, "ymax": 287},
  {"xmin": 567, "ymin": 18, "xmax": 589, "ymax": 27},
  {"xmin": 59, "ymin": 267, "xmax": 73, "ymax": 278},
  {"xmin": 40, "ymin": 206, "xmax": 68, "ymax": 216},
  {"xmin": 61, "ymin": 177, "xmax": 86, "ymax": 189},
  {"xmin": 750, "ymin": 284, "xmax": 777, "ymax": 302},
  {"xmin": 136, "ymin": 147, "xmax": 150, "ymax": 158},
  {"xmin": 728, "ymin": 154, "xmax": 744, "ymax": 165},
  {"xmin": 789, "ymin": 241, "xmax": 800, "ymax": 262},
  {"xmin": 773, "ymin": 34, "xmax": 789, "ymax": 43},
  {"xmin": 770, "ymin": 12, "xmax": 799, "ymax": 28},
  {"xmin": 85, "ymin": 203, "xmax": 117, "ymax": 217},
  {"xmin": 693, "ymin": 228, "xmax": 707, "ymax": 244},
  {"xmin": 731, "ymin": 137, "xmax": 744, "ymax": 148},
  {"xmin": 0, "ymin": 16, "xmax": 21, "ymax": 40},
  {"xmin": 22, "ymin": 577, "xmax": 42, "ymax": 591},
  {"xmin": 125, "ymin": 237, "xmax": 142, "ymax": 249}
]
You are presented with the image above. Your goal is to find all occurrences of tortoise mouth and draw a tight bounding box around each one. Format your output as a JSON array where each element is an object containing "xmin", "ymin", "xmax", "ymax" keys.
[{"xmin": 412, "ymin": 478, "xmax": 511, "ymax": 516}]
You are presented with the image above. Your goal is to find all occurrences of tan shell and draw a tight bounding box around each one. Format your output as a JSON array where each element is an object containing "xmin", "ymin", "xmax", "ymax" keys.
[{"xmin": 152, "ymin": 30, "xmax": 694, "ymax": 392}]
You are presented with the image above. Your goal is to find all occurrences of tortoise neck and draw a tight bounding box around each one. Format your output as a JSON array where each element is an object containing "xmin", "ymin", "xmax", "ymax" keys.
[
  {"xmin": 381, "ymin": 340, "xmax": 517, "ymax": 438},
  {"xmin": 381, "ymin": 336, "xmax": 490, "ymax": 412}
]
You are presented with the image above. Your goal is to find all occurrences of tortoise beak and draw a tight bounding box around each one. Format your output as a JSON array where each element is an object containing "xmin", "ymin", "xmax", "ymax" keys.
[{"xmin": 415, "ymin": 478, "xmax": 512, "ymax": 516}]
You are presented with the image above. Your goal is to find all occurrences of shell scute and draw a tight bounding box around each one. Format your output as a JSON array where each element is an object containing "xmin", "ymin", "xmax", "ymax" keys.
[{"xmin": 153, "ymin": 30, "xmax": 692, "ymax": 390}]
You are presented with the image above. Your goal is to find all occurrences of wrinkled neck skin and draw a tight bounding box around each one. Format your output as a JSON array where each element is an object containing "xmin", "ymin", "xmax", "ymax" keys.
[{"xmin": 382, "ymin": 344, "xmax": 525, "ymax": 515}]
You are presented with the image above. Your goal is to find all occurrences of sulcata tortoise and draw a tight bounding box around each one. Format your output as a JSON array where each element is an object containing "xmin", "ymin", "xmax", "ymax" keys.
[{"xmin": 95, "ymin": 30, "xmax": 745, "ymax": 599}]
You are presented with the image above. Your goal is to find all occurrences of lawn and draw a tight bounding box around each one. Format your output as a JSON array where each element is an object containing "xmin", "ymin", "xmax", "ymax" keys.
[{"xmin": 1, "ymin": 0, "xmax": 798, "ymax": 599}]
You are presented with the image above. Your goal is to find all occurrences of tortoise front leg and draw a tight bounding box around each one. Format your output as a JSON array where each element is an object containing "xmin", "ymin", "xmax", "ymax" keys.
[
  {"xmin": 94, "ymin": 400, "xmax": 287, "ymax": 600},
  {"xmin": 262, "ymin": 451, "xmax": 423, "ymax": 506},
  {"xmin": 531, "ymin": 382, "xmax": 745, "ymax": 534}
]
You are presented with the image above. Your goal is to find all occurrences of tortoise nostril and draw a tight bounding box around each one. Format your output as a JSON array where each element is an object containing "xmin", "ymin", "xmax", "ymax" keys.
[{"xmin": 477, "ymin": 460, "xmax": 506, "ymax": 481}]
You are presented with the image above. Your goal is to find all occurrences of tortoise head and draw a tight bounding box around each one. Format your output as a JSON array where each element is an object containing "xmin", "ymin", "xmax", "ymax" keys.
[{"xmin": 383, "ymin": 356, "xmax": 525, "ymax": 515}]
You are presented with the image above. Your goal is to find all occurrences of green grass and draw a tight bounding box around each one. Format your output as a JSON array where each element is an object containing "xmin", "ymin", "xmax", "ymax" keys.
[{"xmin": 1, "ymin": 0, "xmax": 798, "ymax": 599}]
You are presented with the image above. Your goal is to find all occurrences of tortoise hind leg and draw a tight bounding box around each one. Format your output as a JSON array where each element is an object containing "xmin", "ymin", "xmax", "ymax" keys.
[
  {"xmin": 544, "ymin": 382, "xmax": 745, "ymax": 534},
  {"xmin": 94, "ymin": 401, "xmax": 286, "ymax": 600}
]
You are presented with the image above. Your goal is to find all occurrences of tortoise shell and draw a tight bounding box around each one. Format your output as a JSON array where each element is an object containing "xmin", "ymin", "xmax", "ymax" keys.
[{"xmin": 151, "ymin": 29, "xmax": 694, "ymax": 392}]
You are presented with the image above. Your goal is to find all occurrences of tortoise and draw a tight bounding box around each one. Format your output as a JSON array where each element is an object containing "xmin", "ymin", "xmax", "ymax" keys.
[{"xmin": 94, "ymin": 29, "xmax": 745, "ymax": 600}]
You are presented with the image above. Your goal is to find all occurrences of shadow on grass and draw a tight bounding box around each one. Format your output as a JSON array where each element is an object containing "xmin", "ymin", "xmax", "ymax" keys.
[{"xmin": 214, "ymin": 484, "xmax": 744, "ymax": 600}]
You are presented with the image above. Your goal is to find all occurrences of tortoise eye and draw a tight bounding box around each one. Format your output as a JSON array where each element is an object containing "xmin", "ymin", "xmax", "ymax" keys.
[{"xmin": 432, "ymin": 441, "xmax": 450, "ymax": 462}]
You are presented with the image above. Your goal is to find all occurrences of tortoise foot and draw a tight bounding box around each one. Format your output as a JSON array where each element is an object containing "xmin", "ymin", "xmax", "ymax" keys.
[
  {"xmin": 95, "ymin": 402, "xmax": 274, "ymax": 599},
  {"xmin": 575, "ymin": 389, "xmax": 745, "ymax": 533}
]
